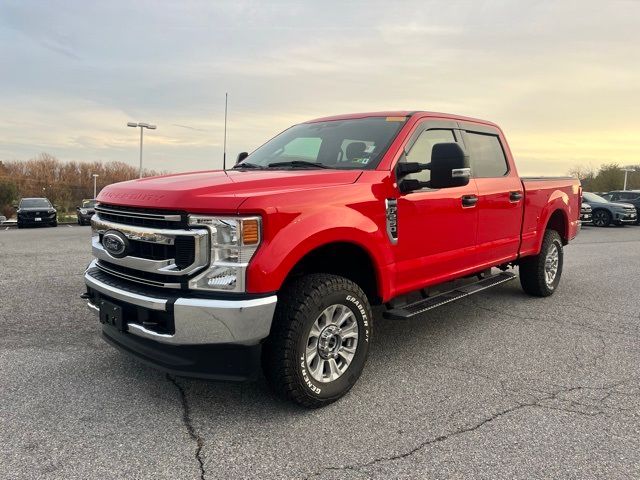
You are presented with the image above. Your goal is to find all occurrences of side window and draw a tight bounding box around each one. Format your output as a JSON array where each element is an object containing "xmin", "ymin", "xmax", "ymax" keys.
[
  {"xmin": 403, "ymin": 129, "xmax": 456, "ymax": 183},
  {"xmin": 464, "ymin": 132, "xmax": 508, "ymax": 178},
  {"xmin": 281, "ymin": 137, "xmax": 322, "ymax": 161}
]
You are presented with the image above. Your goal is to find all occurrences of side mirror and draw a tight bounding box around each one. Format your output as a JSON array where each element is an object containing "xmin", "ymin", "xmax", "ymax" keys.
[
  {"xmin": 396, "ymin": 143, "xmax": 470, "ymax": 193},
  {"xmin": 236, "ymin": 152, "xmax": 249, "ymax": 165},
  {"xmin": 429, "ymin": 143, "xmax": 470, "ymax": 189},
  {"xmin": 12, "ymin": 203, "xmax": 18, "ymax": 209}
]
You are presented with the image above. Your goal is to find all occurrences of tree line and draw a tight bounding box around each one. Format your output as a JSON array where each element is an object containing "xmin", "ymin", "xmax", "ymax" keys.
[
  {"xmin": 568, "ymin": 163, "xmax": 640, "ymax": 193},
  {"xmin": 0, "ymin": 154, "xmax": 163, "ymax": 218}
]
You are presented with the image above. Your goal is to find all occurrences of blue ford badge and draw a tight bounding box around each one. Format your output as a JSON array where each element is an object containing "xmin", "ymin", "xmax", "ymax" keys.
[{"xmin": 103, "ymin": 230, "xmax": 129, "ymax": 258}]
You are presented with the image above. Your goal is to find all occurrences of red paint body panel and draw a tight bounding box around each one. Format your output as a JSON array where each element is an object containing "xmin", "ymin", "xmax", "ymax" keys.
[{"xmin": 96, "ymin": 112, "xmax": 580, "ymax": 302}]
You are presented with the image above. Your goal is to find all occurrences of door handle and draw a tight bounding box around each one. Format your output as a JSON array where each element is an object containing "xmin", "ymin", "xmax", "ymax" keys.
[
  {"xmin": 462, "ymin": 195, "xmax": 478, "ymax": 207},
  {"xmin": 510, "ymin": 191, "xmax": 523, "ymax": 202}
]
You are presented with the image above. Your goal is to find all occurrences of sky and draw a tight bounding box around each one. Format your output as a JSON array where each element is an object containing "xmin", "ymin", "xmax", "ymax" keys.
[{"xmin": 1, "ymin": 0, "xmax": 639, "ymax": 176}]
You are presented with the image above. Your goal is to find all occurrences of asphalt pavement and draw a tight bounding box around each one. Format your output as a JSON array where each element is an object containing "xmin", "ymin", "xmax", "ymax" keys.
[{"xmin": 1, "ymin": 224, "xmax": 639, "ymax": 479}]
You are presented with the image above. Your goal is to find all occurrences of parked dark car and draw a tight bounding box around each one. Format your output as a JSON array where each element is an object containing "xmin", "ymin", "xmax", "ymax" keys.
[
  {"xmin": 76, "ymin": 199, "xmax": 97, "ymax": 225},
  {"xmin": 16, "ymin": 198, "xmax": 57, "ymax": 228},
  {"xmin": 580, "ymin": 202, "xmax": 592, "ymax": 224},
  {"xmin": 606, "ymin": 190, "xmax": 640, "ymax": 225},
  {"xmin": 582, "ymin": 192, "xmax": 636, "ymax": 227}
]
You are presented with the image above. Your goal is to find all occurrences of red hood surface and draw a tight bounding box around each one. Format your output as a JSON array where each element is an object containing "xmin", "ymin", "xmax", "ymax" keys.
[{"xmin": 97, "ymin": 169, "xmax": 362, "ymax": 214}]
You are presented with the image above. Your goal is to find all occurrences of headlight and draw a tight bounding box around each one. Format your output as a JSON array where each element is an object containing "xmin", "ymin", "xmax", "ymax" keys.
[
  {"xmin": 187, "ymin": 215, "xmax": 261, "ymax": 292},
  {"xmin": 80, "ymin": 209, "xmax": 88, "ymax": 214}
]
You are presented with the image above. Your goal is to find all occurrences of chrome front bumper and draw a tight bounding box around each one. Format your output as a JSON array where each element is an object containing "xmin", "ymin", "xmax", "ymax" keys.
[{"xmin": 84, "ymin": 260, "xmax": 277, "ymax": 346}]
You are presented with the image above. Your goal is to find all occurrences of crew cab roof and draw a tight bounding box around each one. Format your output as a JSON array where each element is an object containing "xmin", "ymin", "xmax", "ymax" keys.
[{"xmin": 305, "ymin": 111, "xmax": 500, "ymax": 128}]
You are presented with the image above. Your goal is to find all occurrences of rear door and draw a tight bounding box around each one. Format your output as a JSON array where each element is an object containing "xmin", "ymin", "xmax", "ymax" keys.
[
  {"xmin": 460, "ymin": 124, "xmax": 524, "ymax": 267},
  {"xmin": 393, "ymin": 120, "xmax": 480, "ymax": 293}
]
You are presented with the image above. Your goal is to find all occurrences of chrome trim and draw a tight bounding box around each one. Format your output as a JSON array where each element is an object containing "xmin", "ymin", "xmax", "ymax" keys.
[
  {"xmin": 452, "ymin": 167, "xmax": 471, "ymax": 179},
  {"xmin": 84, "ymin": 263, "xmax": 278, "ymax": 345},
  {"xmin": 92, "ymin": 215, "xmax": 207, "ymax": 246},
  {"xmin": 385, "ymin": 198, "xmax": 398, "ymax": 245},
  {"xmin": 91, "ymin": 216, "xmax": 209, "ymax": 277},
  {"xmin": 94, "ymin": 205, "xmax": 182, "ymax": 222},
  {"xmin": 85, "ymin": 262, "xmax": 168, "ymax": 310},
  {"xmin": 95, "ymin": 261, "xmax": 182, "ymax": 289}
]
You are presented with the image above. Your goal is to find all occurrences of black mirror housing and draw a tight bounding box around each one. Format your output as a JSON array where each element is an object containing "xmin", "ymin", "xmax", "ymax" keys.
[
  {"xmin": 428, "ymin": 143, "xmax": 470, "ymax": 189},
  {"xmin": 236, "ymin": 152, "xmax": 249, "ymax": 165},
  {"xmin": 396, "ymin": 162, "xmax": 429, "ymax": 177}
]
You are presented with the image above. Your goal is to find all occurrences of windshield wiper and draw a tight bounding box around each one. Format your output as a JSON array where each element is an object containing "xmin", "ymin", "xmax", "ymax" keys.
[
  {"xmin": 267, "ymin": 160, "xmax": 330, "ymax": 169},
  {"xmin": 232, "ymin": 162, "xmax": 265, "ymax": 169}
]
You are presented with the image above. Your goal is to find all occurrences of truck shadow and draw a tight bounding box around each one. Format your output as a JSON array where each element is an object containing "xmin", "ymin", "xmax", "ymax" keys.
[{"xmin": 121, "ymin": 281, "xmax": 530, "ymax": 421}]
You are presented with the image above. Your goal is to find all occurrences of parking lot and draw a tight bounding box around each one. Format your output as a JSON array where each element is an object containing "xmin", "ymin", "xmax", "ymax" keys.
[{"xmin": 1, "ymin": 225, "xmax": 639, "ymax": 479}]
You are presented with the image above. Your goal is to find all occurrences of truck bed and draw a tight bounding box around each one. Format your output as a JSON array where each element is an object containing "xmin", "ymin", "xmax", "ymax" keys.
[{"xmin": 519, "ymin": 176, "xmax": 581, "ymax": 257}]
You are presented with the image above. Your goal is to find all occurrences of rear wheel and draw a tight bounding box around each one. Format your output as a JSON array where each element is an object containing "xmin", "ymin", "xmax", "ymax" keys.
[
  {"xmin": 592, "ymin": 209, "xmax": 611, "ymax": 227},
  {"xmin": 519, "ymin": 230, "xmax": 563, "ymax": 297},
  {"xmin": 263, "ymin": 273, "xmax": 372, "ymax": 408}
]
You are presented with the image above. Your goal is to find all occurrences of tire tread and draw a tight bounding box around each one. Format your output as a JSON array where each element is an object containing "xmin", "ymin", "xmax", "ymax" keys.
[{"xmin": 263, "ymin": 273, "xmax": 371, "ymax": 408}]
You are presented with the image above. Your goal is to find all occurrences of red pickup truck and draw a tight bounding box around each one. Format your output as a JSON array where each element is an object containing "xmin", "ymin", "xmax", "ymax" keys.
[{"xmin": 83, "ymin": 111, "xmax": 581, "ymax": 407}]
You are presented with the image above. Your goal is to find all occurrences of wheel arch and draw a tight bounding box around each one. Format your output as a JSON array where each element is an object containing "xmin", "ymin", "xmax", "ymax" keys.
[
  {"xmin": 283, "ymin": 241, "xmax": 384, "ymax": 305},
  {"xmin": 546, "ymin": 209, "xmax": 569, "ymax": 245}
]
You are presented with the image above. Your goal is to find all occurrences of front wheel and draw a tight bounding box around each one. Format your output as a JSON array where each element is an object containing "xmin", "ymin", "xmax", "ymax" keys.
[
  {"xmin": 592, "ymin": 209, "xmax": 611, "ymax": 227},
  {"xmin": 519, "ymin": 229, "xmax": 563, "ymax": 297},
  {"xmin": 263, "ymin": 273, "xmax": 372, "ymax": 408}
]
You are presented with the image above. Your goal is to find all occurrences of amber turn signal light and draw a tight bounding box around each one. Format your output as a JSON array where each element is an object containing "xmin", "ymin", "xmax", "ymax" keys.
[{"xmin": 242, "ymin": 219, "xmax": 259, "ymax": 245}]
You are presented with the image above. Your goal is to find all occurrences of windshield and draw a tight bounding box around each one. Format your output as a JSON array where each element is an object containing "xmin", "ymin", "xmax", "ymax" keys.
[
  {"xmin": 236, "ymin": 117, "xmax": 407, "ymax": 170},
  {"xmin": 20, "ymin": 198, "xmax": 51, "ymax": 208},
  {"xmin": 583, "ymin": 192, "xmax": 608, "ymax": 203},
  {"xmin": 82, "ymin": 200, "xmax": 97, "ymax": 208}
]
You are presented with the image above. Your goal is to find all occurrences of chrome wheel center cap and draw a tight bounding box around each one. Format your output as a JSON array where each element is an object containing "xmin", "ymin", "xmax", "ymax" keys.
[{"xmin": 318, "ymin": 325, "xmax": 342, "ymax": 359}]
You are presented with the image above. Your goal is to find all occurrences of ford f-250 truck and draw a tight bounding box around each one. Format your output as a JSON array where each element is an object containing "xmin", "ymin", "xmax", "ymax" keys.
[{"xmin": 82, "ymin": 111, "xmax": 581, "ymax": 408}]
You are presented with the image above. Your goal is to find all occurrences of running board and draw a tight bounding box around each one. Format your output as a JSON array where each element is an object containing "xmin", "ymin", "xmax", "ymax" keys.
[{"xmin": 383, "ymin": 272, "xmax": 516, "ymax": 320}]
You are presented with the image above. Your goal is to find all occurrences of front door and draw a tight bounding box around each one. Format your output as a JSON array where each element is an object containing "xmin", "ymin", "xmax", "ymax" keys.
[{"xmin": 393, "ymin": 122, "xmax": 480, "ymax": 294}]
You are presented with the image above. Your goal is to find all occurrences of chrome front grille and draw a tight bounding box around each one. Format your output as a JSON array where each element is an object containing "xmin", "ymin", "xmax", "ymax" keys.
[
  {"xmin": 94, "ymin": 204, "xmax": 185, "ymax": 229},
  {"xmin": 91, "ymin": 211, "xmax": 210, "ymax": 289}
]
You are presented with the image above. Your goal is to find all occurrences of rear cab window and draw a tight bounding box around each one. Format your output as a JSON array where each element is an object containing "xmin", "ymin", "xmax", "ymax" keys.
[{"xmin": 463, "ymin": 131, "xmax": 509, "ymax": 178}]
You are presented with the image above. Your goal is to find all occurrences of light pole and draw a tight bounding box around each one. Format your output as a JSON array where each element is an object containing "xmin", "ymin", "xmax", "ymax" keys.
[
  {"xmin": 92, "ymin": 174, "xmax": 99, "ymax": 198},
  {"xmin": 622, "ymin": 168, "xmax": 636, "ymax": 190},
  {"xmin": 127, "ymin": 122, "xmax": 157, "ymax": 178}
]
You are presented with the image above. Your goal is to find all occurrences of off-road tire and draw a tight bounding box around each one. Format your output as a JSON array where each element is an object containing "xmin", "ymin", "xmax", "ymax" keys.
[
  {"xmin": 263, "ymin": 273, "xmax": 372, "ymax": 408},
  {"xmin": 519, "ymin": 229, "xmax": 563, "ymax": 297}
]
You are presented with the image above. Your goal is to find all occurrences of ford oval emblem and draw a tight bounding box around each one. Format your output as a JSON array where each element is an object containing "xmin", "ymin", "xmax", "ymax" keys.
[{"xmin": 102, "ymin": 230, "xmax": 129, "ymax": 258}]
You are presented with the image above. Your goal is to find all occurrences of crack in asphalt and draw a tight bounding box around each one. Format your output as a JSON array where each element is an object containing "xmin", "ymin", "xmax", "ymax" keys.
[
  {"xmin": 167, "ymin": 374, "xmax": 206, "ymax": 480},
  {"xmin": 471, "ymin": 301, "xmax": 640, "ymax": 339},
  {"xmin": 304, "ymin": 381, "xmax": 632, "ymax": 479}
]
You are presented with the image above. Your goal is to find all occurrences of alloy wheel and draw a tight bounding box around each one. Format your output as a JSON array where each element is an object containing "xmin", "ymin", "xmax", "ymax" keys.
[
  {"xmin": 305, "ymin": 304, "xmax": 359, "ymax": 383},
  {"xmin": 544, "ymin": 243, "xmax": 559, "ymax": 286}
]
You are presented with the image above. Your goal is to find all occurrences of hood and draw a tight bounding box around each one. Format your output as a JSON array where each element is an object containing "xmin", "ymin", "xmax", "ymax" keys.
[
  {"xmin": 607, "ymin": 201, "xmax": 635, "ymax": 209},
  {"xmin": 586, "ymin": 199, "xmax": 632, "ymax": 208},
  {"xmin": 18, "ymin": 207, "xmax": 56, "ymax": 213},
  {"xmin": 97, "ymin": 169, "xmax": 362, "ymax": 213}
]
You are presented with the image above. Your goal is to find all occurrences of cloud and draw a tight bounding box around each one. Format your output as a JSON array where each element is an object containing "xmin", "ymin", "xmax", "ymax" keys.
[{"xmin": 0, "ymin": 0, "xmax": 639, "ymax": 175}]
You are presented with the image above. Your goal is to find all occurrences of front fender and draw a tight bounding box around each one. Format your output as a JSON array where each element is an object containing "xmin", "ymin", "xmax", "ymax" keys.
[{"xmin": 246, "ymin": 206, "xmax": 392, "ymax": 296}]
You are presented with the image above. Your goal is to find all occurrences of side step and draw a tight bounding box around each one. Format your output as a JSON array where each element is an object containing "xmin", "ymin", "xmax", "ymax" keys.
[{"xmin": 383, "ymin": 272, "xmax": 516, "ymax": 320}]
